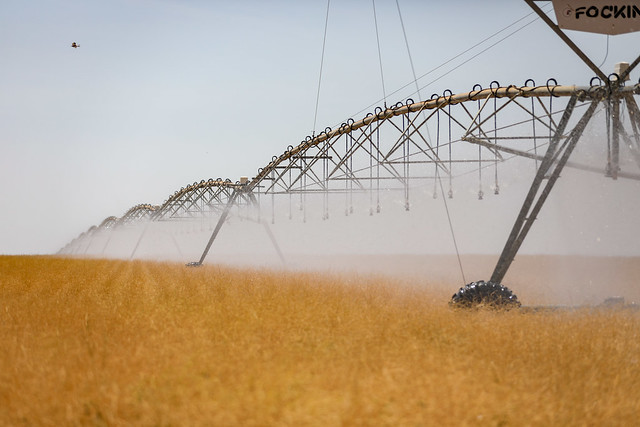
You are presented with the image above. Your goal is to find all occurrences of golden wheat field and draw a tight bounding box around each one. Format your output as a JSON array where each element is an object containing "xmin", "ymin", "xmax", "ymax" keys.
[{"xmin": 1, "ymin": 256, "xmax": 639, "ymax": 426}]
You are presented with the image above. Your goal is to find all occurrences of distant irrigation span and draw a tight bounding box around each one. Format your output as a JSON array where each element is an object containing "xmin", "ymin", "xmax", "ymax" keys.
[{"xmin": 58, "ymin": 76, "xmax": 640, "ymax": 302}]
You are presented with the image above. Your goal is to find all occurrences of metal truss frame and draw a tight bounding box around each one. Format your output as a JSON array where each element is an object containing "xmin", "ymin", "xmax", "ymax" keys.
[
  {"xmin": 56, "ymin": 1, "xmax": 640, "ymax": 298},
  {"xmin": 59, "ymin": 81, "xmax": 640, "ymax": 289}
]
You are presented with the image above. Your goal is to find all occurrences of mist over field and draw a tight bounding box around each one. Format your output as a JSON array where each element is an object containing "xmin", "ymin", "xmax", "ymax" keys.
[{"xmin": 60, "ymin": 118, "xmax": 640, "ymax": 308}]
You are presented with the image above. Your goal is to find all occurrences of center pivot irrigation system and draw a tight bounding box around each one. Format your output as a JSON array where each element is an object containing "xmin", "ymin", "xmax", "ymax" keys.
[{"xmin": 60, "ymin": 1, "xmax": 640, "ymax": 308}]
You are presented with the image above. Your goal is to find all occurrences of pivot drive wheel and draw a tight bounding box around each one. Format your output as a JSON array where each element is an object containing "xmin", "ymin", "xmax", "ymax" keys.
[{"xmin": 450, "ymin": 280, "xmax": 521, "ymax": 309}]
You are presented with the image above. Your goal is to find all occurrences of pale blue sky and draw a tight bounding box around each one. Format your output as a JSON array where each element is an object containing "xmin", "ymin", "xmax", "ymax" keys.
[{"xmin": 1, "ymin": 0, "xmax": 638, "ymax": 254}]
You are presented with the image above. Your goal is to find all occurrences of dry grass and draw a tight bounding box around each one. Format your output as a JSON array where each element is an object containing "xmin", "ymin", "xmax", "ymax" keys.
[{"xmin": 1, "ymin": 256, "xmax": 639, "ymax": 426}]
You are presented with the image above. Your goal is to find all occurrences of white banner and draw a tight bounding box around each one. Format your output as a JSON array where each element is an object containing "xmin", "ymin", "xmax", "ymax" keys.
[{"xmin": 553, "ymin": 0, "xmax": 640, "ymax": 35}]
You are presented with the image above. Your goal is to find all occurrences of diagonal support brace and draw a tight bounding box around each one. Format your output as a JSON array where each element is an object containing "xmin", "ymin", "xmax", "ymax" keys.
[
  {"xmin": 247, "ymin": 192, "xmax": 286, "ymax": 265},
  {"xmin": 526, "ymin": 0, "xmax": 608, "ymax": 82}
]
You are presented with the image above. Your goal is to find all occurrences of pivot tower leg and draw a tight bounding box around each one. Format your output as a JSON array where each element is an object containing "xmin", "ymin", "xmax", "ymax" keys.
[
  {"xmin": 491, "ymin": 96, "xmax": 599, "ymax": 284},
  {"xmin": 191, "ymin": 189, "xmax": 241, "ymax": 266},
  {"xmin": 189, "ymin": 187, "xmax": 286, "ymax": 267}
]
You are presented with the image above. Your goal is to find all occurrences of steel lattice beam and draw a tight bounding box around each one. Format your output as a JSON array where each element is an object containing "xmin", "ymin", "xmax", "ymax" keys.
[{"xmin": 59, "ymin": 82, "xmax": 640, "ymax": 272}]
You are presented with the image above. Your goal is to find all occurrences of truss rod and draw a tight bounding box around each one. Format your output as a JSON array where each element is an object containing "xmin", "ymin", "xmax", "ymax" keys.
[{"xmin": 465, "ymin": 135, "xmax": 640, "ymax": 181}]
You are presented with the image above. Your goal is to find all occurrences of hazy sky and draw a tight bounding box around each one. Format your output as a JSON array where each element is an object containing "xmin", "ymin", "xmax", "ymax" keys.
[{"xmin": 1, "ymin": 0, "xmax": 639, "ymax": 255}]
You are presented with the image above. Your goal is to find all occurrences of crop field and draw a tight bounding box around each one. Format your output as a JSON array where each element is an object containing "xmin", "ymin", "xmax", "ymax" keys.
[{"xmin": 1, "ymin": 256, "xmax": 639, "ymax": 425}]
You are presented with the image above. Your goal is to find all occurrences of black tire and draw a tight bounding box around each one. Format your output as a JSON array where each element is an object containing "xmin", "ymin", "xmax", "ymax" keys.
[{"xmin": 450, "ymin": 280, "xmax": 521, "ymax": 309}]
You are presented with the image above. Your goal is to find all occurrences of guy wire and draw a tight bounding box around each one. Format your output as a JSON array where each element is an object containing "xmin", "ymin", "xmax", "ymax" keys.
[{"xmin": 312, "ymin": 0, "xmax": 331, "ymax": 135}]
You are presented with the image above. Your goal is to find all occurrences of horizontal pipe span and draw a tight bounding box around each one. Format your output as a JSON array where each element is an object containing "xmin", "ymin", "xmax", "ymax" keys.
[
  {"xmin": 249, "ymin": 83, "xmax": 640, "ymax": 189},
  {"xmin": 61, "ymin": 83, "xmax": 640, "ymax": 250},
  {"xmin": 152, "ymin": 180, "xmax": 243, "ymax": 218}
]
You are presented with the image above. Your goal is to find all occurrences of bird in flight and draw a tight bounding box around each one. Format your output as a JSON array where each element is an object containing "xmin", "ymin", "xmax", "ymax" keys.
[{"xmin": 71, "ymin": 42, "xmax": 80, "ymax": 48}]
